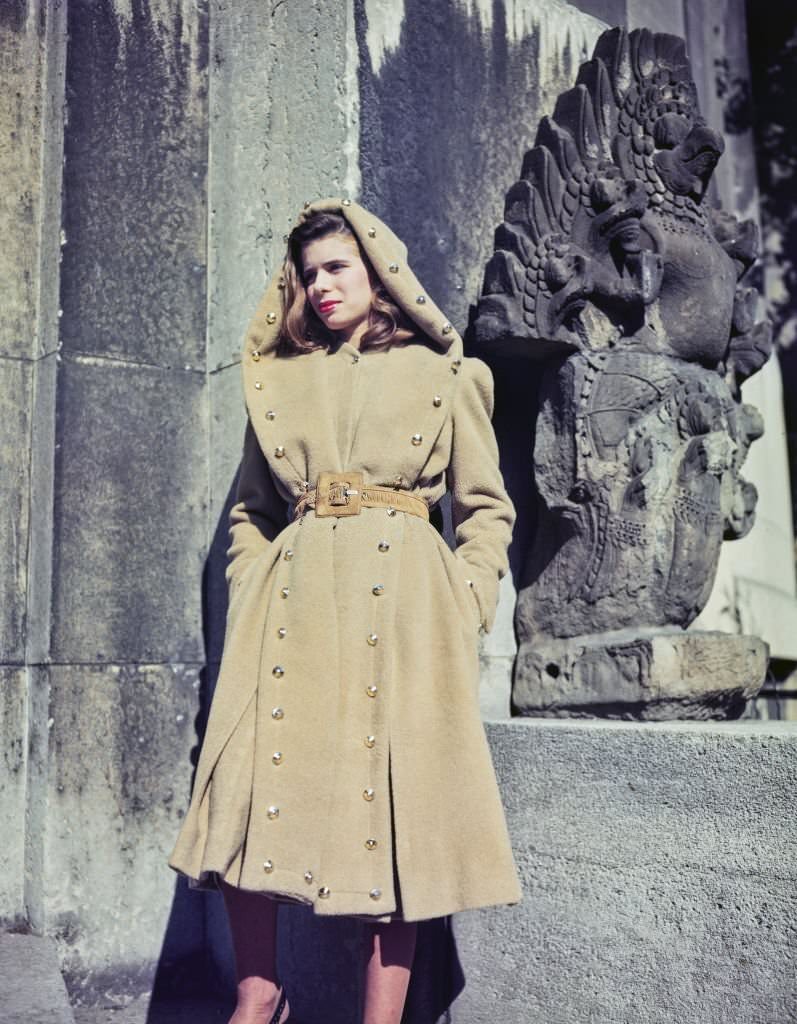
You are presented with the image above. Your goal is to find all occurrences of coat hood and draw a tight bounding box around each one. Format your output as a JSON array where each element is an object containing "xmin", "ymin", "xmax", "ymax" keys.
[{"xmin": 243, "ymin": 197, "xmax": 462, "ymax": 360}]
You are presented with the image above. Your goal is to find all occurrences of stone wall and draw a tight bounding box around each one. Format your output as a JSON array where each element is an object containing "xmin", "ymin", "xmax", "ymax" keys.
[
  {"xmin": 1, "ymin": 0, "xmax": 794, "ymax": 1012},
  {"xmin": 452, "ymin": 718, "xmax": 797, "ymax": 1024}
]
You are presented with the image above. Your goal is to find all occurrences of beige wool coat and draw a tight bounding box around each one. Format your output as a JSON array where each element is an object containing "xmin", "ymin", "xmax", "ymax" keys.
[{"xmin": 169, "ymin": 198, "xmax": 522, "ymax": 922}]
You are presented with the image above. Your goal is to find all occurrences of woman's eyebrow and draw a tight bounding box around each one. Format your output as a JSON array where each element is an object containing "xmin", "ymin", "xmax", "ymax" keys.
[{"xmin": 305, "ymin": 256, "xmax": 350, "ymax": 270}]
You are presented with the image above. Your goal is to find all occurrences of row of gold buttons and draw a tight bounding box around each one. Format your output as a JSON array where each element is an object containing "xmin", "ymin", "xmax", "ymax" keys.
[{"xmin": 263, "ymin": 546, "xmax": 295, "ymax": 875}]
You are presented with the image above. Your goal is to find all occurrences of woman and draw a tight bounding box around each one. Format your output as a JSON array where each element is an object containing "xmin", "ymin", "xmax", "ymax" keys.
[{"xmin": 169, "ymin": 198, "xmax": 521, "ymax": 1024}]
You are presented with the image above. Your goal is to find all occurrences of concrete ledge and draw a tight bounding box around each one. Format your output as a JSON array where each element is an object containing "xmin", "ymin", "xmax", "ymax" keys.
[
  {"xmin": 0, "ymin": 933, "xmax": 74, "ymax": 1024},
  {"xmin": 451, "ymin": 717, "xmax": 797, "ymax": 1024}
]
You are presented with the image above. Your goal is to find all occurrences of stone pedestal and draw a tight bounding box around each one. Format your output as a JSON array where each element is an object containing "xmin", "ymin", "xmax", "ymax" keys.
[{"xmin": 514, "ymin": 630, "xmax": 767, "ymax": 719}]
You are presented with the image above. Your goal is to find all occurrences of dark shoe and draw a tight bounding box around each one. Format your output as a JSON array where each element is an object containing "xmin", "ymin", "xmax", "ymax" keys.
[{"xmin": 267, "ymin": 987, "xmax": 288, "ymax": 1024}]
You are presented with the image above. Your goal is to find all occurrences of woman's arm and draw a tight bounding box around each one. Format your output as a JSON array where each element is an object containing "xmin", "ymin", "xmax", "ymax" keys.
[
  {"xmin": 446, "ymin": 357, "xmax": 516, "ymax": 633},
  {"xmin": 226, "ymin": 418, "xmax": 289, "ymax": 588}
]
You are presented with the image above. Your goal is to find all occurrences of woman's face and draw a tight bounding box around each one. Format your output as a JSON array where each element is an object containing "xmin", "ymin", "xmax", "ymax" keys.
[{"xmin": 301, "ymin": 234, "xmax": 374, "ymax": 346}]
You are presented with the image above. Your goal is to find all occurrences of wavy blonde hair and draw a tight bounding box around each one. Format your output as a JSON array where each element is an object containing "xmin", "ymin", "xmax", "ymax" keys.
[{"xmin": 277, "ymin": 211, "xmax": 418, "ymax": 355}]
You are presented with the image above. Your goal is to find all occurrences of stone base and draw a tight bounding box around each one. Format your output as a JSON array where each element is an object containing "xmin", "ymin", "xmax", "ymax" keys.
[
  {"xmin": 513, "ymin": 630, "xmax": 768, "ymax": 719},
  {"xmin": 449, "ymin": 718, "xmax": 797, "ymax": 1024}
]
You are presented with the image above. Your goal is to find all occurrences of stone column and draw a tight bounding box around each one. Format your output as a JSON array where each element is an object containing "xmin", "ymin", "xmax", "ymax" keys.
[
  {"xmin": 0, "ymin": 0, "xmax": 65, "ymax": 933},
  {"xmin": 38, "ymin": 0, "xmax": 209, "ymax": 1001}
]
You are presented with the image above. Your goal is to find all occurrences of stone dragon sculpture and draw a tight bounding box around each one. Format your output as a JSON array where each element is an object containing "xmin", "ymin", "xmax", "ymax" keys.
[{"xmin": 473, "ymin": 28, "xmax": 771, "ymax": 718}]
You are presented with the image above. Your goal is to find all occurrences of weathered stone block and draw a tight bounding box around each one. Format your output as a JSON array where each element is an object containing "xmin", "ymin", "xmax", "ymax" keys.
[
  {"xmin": 0, "ymin": 667, "xmax": 27, "ymax": 925},
  {"xmin": 450, "ymin": 718, "xmax": 797, "ymax": 1024},
  {"xmin": 0, "ymin": 357, "xmax": 33, "ymax": 661},
  {"xmin": 207, "ymin": 0, "xmax": 352, "ymax": 371},
  {"xmin": 59, "ymin": 0, "xmax": 208, "ymax": 369},
  {"xmin": 0, "ymin": 3, "xmax": 47, "ymax": 360},
  {"xmin": 514, "ymin": 629, "xmax": 767, "ymax": 719},
  {"xmin": 50, "ymin": 357, "xmax": 206, "ymax": 664},
  {"xmin": 43, "ymin": 663, "xmax": 201, "ymax": 1004}
]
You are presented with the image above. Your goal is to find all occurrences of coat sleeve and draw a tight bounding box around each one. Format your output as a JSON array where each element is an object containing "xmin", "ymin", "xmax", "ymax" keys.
[
  {"xmin": 226, "ymin": 418, "xmax": 289, "ymax": 589},
  {"xmin": 446, "ymin": 356, "xmax": 516, "ymax": 634}
]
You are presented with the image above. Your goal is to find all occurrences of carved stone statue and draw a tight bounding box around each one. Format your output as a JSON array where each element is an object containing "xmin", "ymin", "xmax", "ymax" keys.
[{"xmin": 473, "ymin": 28, "xmax": 771, "ymax": 719}]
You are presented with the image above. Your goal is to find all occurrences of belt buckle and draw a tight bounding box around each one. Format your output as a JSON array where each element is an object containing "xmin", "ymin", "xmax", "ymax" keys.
[{"xmin": 315, "ymin": 470, "xmax": 364, "ymax": 517}]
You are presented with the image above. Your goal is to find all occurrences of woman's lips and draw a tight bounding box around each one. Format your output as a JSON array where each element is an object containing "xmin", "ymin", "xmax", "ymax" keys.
[{"xmin": 318, "ymin": 300, "xmax": 340, "ymax": 314}]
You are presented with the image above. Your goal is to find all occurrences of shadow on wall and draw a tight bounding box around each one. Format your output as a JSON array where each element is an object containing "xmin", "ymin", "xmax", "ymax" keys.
[
  {"xmin": 145, "ymin": 476, "xmax": 465, "ymax": 1022},
  {"xmin": 355, "ymin": 0, "xmax": 595, "ymax": 582}
]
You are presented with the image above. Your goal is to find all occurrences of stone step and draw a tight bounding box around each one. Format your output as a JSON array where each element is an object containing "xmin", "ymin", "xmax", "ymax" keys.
[{"xmin": 0, "ymin": 933, "xmax": 74, "ymax": 1024}]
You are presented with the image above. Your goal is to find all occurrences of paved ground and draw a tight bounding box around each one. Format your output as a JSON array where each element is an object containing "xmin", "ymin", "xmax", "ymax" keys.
[
  {"xmin": 72, "ymin": 997, "xmax": 231, "ymax": 1024},
  {"xmin": 0, "ymin": 933, "xmax": 74, "ymax": 1024}
]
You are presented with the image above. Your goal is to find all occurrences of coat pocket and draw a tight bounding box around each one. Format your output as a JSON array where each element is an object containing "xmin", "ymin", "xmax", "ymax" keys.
[{"xmin": 432, "ymin": 532, "xmax": 483, "ymax": 636}]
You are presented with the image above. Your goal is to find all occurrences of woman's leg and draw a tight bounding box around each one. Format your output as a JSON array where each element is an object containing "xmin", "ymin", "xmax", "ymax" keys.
[
  {"xmin": 219, "ymin": 878, "xmax": 289, "ymax": 1024},
  {"xmin": 362, "ymin": 919, "xmax": 418, "ymax": 1024}
]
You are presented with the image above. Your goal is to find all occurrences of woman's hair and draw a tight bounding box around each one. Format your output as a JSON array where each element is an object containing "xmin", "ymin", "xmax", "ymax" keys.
[{"xmin": 278, "ymin": 211, "xmax": 418, "ymax": 355}]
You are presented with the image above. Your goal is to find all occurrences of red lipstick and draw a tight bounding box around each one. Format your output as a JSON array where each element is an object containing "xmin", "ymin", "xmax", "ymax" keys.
[{"xmin": 318, "ymin": 300, "xmax": 340, "ymax": 314}]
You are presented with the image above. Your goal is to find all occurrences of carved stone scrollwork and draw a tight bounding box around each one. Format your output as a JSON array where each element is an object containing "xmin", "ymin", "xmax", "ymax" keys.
[{"xmin": 473, "ymin": 27, "xmax": 771, "ymax": 719}]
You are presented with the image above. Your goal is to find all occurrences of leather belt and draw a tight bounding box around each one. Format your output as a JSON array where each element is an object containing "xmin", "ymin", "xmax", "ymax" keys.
[{"xmin": 293, "ymin": 471, "xmax": 429, "ymax": 521}]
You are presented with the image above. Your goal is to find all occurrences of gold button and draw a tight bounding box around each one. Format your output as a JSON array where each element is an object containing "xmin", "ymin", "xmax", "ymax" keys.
[
  {"xmin": 367, "ymin": 227, "xmax": 376, "ymax": 237},
  {"xmin": 267, "ymin": 806, "xmax": 280, "ymax": 819},
  {"xmin": 365, "ymin": 839, "xmax": 377, "ymax": 851},
  {"xmin": 442, "ymin": 322, "xmax": 453, "ymax": 334},
  {"xmin": 266, "ymin": 312, "xmax": 277, "ymax": 324},
  {"xmin": 386, "ymin": 508, "xmax": 396, "ymax": 517},
  {"xmin": 364, "ymin": 735, "xmax": 376, "ymax": 748},
  {"xmin": 318, "ymin": 886, "xmax": 331, "ymax": 898},
  {"xmin": 369, "ymin": 888, "xmax": 381, "ymax": 901},
  {"xmin": 416, "ymin": 295, "xmax": 426, "ymax": 304},
  {"xmin": 263, "ymin": 859, "xmax": 274, "ymax": 873},
  {"xmin": 277, "ymin": 627, "xmax": 287, "ymax": 638},
  {"xmin": 366, "ymin": 685, "xmax": 378, "ymax": 698},
  {"xmin": 304, "ymin": 870, "xmax": 314, "ymax": 883},
  {"xmin": 363, "ymin": 788, "xmax": 375, "ymax": 802},
  {"xmin": 272, "ymin": 752, "xmax": 283, "ymax": 765},
  {"xmin": 378, "ymin": 541, "xmax": 390, "ymax": 552},
  {"xmin": 266, "ymin": 410, "xmax": 276, "ymax": 420},
  {"xmin": 275, "ymin": 446, "xmax": 285, "ymax": 458},
  {"xmin": 272, "ymin": 665, "xmax": 284, "ymax": 678},
  {"xmin": 281, "ymin": 587, "xmax": 290, "ymax": 598},
  {"xmin": 411, "ymin": 433, "xmax": 422, "ymax": 445},
  {"xmin": 252, "ymin": 350, "xmax": 261, "ymax": 362},
  {"xmin": 367, "ymin": 633, "xmax": 378, "ymax": 646},
  {"xmin": 388, "ymin": 262, "xmax": 399, "ymax": 273},
  {"xmin": 372, "ymin": 584, "xmax": 384, "ymax": 596},
  {"xmin": 433, "ymin": 395, "xmax": 442, "ymax": 407},
  {"xmin": 254, "ymin": 381, "xmax": 263, "ymax": 390},
  {"xmin": 283, "ymin": 549, "xmax": 294, "ymax": 560},
  {"xmin": 271, "ymin": 707, "xmax": 284, "ymax": 720}
]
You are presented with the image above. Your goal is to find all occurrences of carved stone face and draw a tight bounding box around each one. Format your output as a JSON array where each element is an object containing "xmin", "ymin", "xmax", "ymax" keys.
[{"xmin": 652, "ymin": 114, "xmax": 725, "ymax": 201}]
